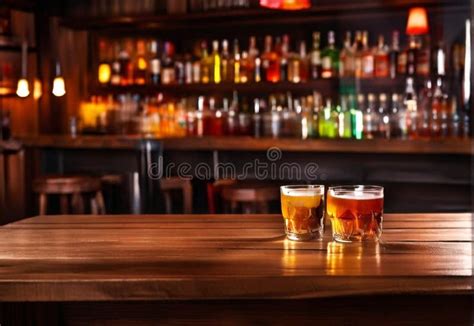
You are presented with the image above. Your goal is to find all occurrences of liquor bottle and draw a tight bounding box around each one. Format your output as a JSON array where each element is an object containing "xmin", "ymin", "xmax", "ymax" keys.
[
  {"xmin": 417, "ymin": 79, "xmax": 432, "ymax": 138},
  {"xmin": 239, "ymin": 51, "xmax": 251, "ymax": 83},
  {"xmin": 416, "ymin": 36, "xmax": 430, "ymax": 77},
  {"xmin": 281, "ymin": 93, "xmax": 299, "ymax": 137},
  {"xmin": 200, "ymin": 41, "xmax": 211, "ymax": 84},
  {"xmin": 134, "ymin": 40, "xmax": 148, "ymax": 85},
  {"xmin": 238, "ymin": 96, "xmax": 252, "ymax": 135},
  {"xmin": 339, "ymin": 31, "xmax": 355, "ymax": 78},
  {"xmin": 349, "ymin": 93, "xmax": 363, "ymax": 140},
  {"xmin": 448, "ymin": 96, "xmax": 461, "ymax": 138},
  {"xmin": 192, "ymin": 42, "xmax": 202, "ymax": 84},
  {"xmin": 211, "ymin": 40, "xmax": 221, "ymax": 83},
  {"xmin": 310, "ymin": 32, "xmax": 322, "ymax": 80},
  {"xmin": 319, "ymin": 98, "xmax": 338, "ymax": 138},
  {"xmin": 184, "ymin": 54, "xmax": 193, "ymax": 84},
  {"xmin": 262, "ymin": 95, "xmax": 282, "ymax": 138},
  {"xmin": 374, "ymin": 35, "xmax": 389, "ymax": 78},
  {"xmin": 389, "ymin": 30, "xmax": 400, "ymax": 79},
  {"xmin": 431, "ymin": 77, "xmax": 448, "ymax": 138},
  {"xmin": 287, "ymin": 40, "xmax": 300, "ymax": 83},
  {"xmin": 280, "ymin": 34, "xmax": 290, "ymax": 82},
  {"xmin": 361, "ymin": 31, "xmax": 374, "ymax": 78},
  {"xmin": 97, "ymin": 40, "xmax": 112, "ymax": 84},
  {"xmin": 248, "ymin": 36, "xmax": 259, "ymax": 81},
  {"xmin": 254, "ymin": 57, "xmax": 262, "ymax": 83},
  {"xmin": 389, "ymin": 93, "xmax": 407, "ymax": 139},
  {"xmin": 298, "ymin": 41, "xmax": 309, "ymax": 82},
  {"xmin": 307, "ymin": 92, "xmax": 321, "ymax": 138},
  {"xmin": 353, "ymin": 31, "xmax": 364, "ymax": 78},
  {"xmin": 321, "ymin": 31, "xmax": 339, "ymax": 79},
  {"xmin": 432, "ymin": 41, "xmax": 446, "ymax": 77},
  {"xmin": 149, "ymin": 40, "xmax": 161, "ymax": 85},
  {"xmin": 118, "ymin": 41, "xmax": 132, "ymax": 86},
  {"xmin": 220, "ymin": 39, "xmax": 231, "ymax": 82},
  {"xmin": 161, "ymin": 42, "xmax": 176, "ymax": 85},
  {"xmin": 378, "ymin": 93, "xmax": 390, "ymax": 138},
  {"xmin": 261, "ymin": 35, "xmax": 280, "ymax": 83},
  {"xmin": 174, "ymin": 55, "xmax": 185, "ymax": 85},
  {"xmin": 110, "ymin": 43, "xmax": 121, "ymax": 85},
  {"xmin": 227, "ymin": 91, "xmax": 239, "ymax": 135},
  {"xmin": 232, "ymin": 39, "xmax": 241, "ymax": 83},
  {"xmin": 338, "ymin": 95, "xmax": 352, "ymax": 138},
  {"xmin": 294, "ymin": 98, "xmax": 305, "ymax": 139},
  {"xmin": 252, "ymin": 98, "xmax": 263, "ymax": 138},
  {"xmin": 404, "ymin": 77, "xmax": 418, "ymax": 138},
  {"xmin": 406, "ymin": 36, "xmax": 417, "ymax": 76},
  {"xmin": 363, "ymin": 93, "xmax": 379, "ymax": 139},
  {"xmin": 195, "ymin": 96, "xmax": 205, "ymax": 137},
  {"xmin": 210, "ymin": 97, "xmax": 224, "ymax": 136}
]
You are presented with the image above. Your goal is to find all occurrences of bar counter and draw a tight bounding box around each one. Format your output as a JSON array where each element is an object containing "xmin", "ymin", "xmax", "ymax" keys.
[
  {"xmin": 0, "ymin": 213, "xmax": 472, "ymax": 324},
  {"xmin": 21, "ymin": 135, "xmax": 473, "ymax": 154}
]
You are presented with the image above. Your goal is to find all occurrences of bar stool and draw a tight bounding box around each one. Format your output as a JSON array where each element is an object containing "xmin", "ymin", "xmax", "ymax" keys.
[
  {"xmin": 33, "ymin": 176, "xmax": 106, "ymax": 215},
  {"xmin": 160, "ymin": 177, "xmax": 193, "ymax": 214},
  {"xmin": 218, "ymin": 181, "xmax": 280, "ymax": 214}
]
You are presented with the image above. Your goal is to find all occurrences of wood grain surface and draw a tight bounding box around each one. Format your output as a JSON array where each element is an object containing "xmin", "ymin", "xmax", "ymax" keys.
[
  {"xmin": 20, "ymin": 135, "xmax": 473, "ymax": 154},
  {"xmin": 0, "ymin": 213, "xmax": 471, "ymax": 302}
]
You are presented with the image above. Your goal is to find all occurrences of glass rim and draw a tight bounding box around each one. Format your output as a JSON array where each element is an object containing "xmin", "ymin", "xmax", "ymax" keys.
[
  {"xmin": 328, "ymin": 185, "xmax": 384, "ymax": 195},
  {"xmin": 280, "ymin": 184, "xmax": 324, "ymax": 195}
]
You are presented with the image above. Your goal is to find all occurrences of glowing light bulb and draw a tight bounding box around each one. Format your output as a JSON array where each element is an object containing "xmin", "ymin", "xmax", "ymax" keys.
[
  {"xmin": 16, "ymin": 78, "xmax": 30, "ymax": 98},
  {"xmin": 52, "ymin": 76, "xmax": 66, "ymax": 97}
]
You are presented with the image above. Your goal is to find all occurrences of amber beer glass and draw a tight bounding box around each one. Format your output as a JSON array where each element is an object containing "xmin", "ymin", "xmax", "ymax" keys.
[
  {"xmin": 327, "ymin": 185, "xmax": 384, "ymax": 242},
  {"xmin": 280, "ymin": 185, "xmax": 325, "ymax": 241}
]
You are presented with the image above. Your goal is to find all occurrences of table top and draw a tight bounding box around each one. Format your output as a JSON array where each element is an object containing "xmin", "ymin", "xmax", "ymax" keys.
[
  {"xmin": 0, "ymin": 213, "xmax": 472, "ymax": 302},
  {"xmin": 21, "ymin": 135, "xmax": 472, "ymax": 154}
]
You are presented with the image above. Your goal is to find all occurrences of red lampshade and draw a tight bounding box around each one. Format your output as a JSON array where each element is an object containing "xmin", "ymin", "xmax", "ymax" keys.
[
  {"xmin": 260, "ymin": 0, "xmax": 311, "ymax": 10},
  {"xmin": 406, "ymin": 7, "xmax": 429, "ymax": 35}
]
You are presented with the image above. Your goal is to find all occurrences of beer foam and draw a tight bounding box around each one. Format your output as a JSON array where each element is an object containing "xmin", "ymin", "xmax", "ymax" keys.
[
  {"xmin": 332, "ymin": 191, "xmax": 383, "ymax": 200},
  {"xmin": 282, "ymin": 189, "xmax": 322, "ymax": 197}
]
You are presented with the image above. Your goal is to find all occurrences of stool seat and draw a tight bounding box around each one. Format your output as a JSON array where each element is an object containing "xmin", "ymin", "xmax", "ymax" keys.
[
  {"xmin": 33, "ymin": 176, "xmax": 102, "ymax": 194},
  {"xmin": 33, "ymin": 175, "xmax": 105, "ymax": 215},
  {"xmin": 215, "ymin": 180, "xmax": 280, "ymax": 214}
]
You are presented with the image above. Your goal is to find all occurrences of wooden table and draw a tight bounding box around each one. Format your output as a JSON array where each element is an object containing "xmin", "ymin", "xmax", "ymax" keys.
[{"xmin": 0, "ymin": 213, "xmax": 472, "ymax": 324}]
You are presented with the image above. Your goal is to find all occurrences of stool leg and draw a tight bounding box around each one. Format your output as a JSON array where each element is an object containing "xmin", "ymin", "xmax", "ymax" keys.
[
  {"xmin": 71, "ymin": 193, "xmax": 85, "ymax": 214},
  {"xmin": 95, "ymin": 191, "xmax": 106, "ymax": 215},
  {"xmin": 90, "ymin": 196, "xmax": 98, "ymax": 215},
  {"xmin": 163, "ymin": 191, "xmax": 172, "ymax": 214},
  {"xmin": 60, "ymin": 195, "xmax": 69, "ymax": 214},
  {"xmin": 39, "ymin": 193, "xmax": 47, "ymax": 216}
]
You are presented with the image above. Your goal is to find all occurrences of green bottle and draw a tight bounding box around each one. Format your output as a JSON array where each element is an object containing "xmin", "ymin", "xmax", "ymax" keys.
[
  {"xmin": 339, "ymin": 95, "xmax": 353, "ymax": 138},
  {"xmin": 319, "ymin": 98, "xmax": 338, "ymax": 138},
  {"xmin": 350, "ymin": 94, "xmax": 364, "ymax": 139}
]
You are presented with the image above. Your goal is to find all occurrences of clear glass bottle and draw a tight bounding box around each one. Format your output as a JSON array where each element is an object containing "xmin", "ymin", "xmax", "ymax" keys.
[
  {"xmin": 149, "ymin": 40, "xmax": 161, "ymax": 85},
  {"xmin": 389, "ymin": 30, "xmax": 400, "ymax": 79},
  {"xmin": 404, "ymin": 77, "xmax": 418, "ymax": 138},
  {"xmin": 389, "ymin": 93, "xmax": 407, "ymax": 139},
  {"xmin": 353, "ymin": 31, "xmax": 364, "ymax": 78},
  {"xmin": 308, "ymin": 92, "xmax": 321, "ymax": 138},
  {"xmin": 431, "ymin": 77, "xmax": 448, "ymax": 138},
  {"xmin": 310, "ymin": 32, "xmax": 322, "ymax": 80},
  {"xmin": 378, "ymin": 93, "xmax": 390, "ymax": 138},
  {"xmin": 252, "ymin": 98, "xmax": 263, "ymax": 138},
  {"xmin": 338, "ymin": 95, "xmax": 352, "ymax": 138},
  {"xmin": 363, "ymin": 93, "xmax": 379, "ymax": 139},
  {"xmin": 417, "ymin": 79, "xmax": 432, "ymax": 138},
  {"xmin": 220, "ymin": 39, "xmax": 231, "ymax": 82}
]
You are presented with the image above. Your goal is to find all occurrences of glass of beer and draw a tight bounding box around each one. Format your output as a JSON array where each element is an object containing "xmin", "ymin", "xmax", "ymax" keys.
[
  {"xmin": 280, "ymin": 185, "xmax": 325, "ymax": 241},
  {"xmin": 327, "ymin": 185, "xmax": 384, "ymax": 243}
]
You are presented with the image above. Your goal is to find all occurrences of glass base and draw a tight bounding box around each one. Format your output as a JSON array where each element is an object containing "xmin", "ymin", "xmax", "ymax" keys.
[
  {"xmin": 332, "ymin": 234, "xmax": 380, "ymax": 243},
  {"xmin": 286, "ymin": 231, "xmax": 322, "ymax": 241}
]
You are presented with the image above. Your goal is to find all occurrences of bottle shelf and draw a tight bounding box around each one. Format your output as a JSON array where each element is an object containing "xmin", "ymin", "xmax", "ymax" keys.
[{"xmin": 89, "ymin": 77, "xmax": 409, "ymax": 96}]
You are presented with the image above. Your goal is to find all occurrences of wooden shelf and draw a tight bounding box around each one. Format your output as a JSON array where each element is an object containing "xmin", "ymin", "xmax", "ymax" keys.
[
  {"xmin": 21, "ymin": 135, "xmax": 472, "ymax": 155},
  {"xmin": 60, "ymin": 0, "xmax": 467, "ymax": 31},
  {"xmin": 90, "ymin": 77, "xmax": 410, "ymax": 96}
]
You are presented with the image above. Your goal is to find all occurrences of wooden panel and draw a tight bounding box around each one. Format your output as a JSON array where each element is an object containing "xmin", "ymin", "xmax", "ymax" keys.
[
  {"xmin": 21, "ymin": 135, "xmax": 473, "ymax": 154},
  {"xmin": 0, "ymin": 213, "xmax": 471, "ymax": 301}
]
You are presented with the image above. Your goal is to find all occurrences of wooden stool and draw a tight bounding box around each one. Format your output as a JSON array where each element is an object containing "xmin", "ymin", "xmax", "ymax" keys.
[
  {"xmin": 160, "ymin": 177, "xmax": 192, "ymax": 214},
  {"xmin": 219, "ymin": 181, "xmax": 280, "ymax": 214},
  {"xmin": 33, "ymin": 176, "xmax": 105, "ymax": 215}
]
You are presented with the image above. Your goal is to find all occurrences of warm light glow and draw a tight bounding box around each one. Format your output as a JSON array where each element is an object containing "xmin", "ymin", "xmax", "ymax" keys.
[
  {"xmin": 52, "ymin": 76, "xmax": 66, "ymax": 97},
  {"xmin": 98, "ymin": 63, "xmax": 111, "ymax": 84},
  {"xmin": 16, "ymin": 78, "xmax": 30, "ymax": 98},
  {"xmin": 406, "ymin": 7, "xmax": 429, "ymax": 35},
  {"xmin": 33, "ymin": 78, "xmax": 43, "ymax": 100},
  {"xmin": 260, "ymin": 0, "xmax": 310, "ymax": 10}
]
